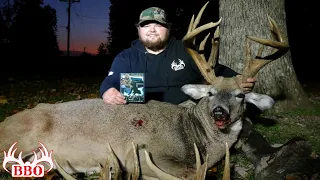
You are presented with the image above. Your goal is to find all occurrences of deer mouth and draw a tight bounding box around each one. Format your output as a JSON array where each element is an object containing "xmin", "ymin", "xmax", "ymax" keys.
[{"xmin": 211, "ymin": 107, "xmax": 231, "ymax": 129}]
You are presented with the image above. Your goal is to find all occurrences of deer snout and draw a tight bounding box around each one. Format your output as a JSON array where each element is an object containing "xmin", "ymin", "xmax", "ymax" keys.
[
  {"xmin": 211, "ymin": 106, "xmax": 231, "ymax": 129},
  {"xmin": 212, "ymin": 106, "xmax": 229, "ymax": 119}
]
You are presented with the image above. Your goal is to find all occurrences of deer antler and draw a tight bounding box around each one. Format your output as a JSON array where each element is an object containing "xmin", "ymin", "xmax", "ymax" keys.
[
  {"xmin": 2, "ymin": 141, "xmax": 25, "ymax": 173},
  {"xmin": 240, "ymin": 15, "xmax": 289, "ymax": 82},
  {"xmin": 144, "ymin": 142, "xmax": 230, "ymax": 180},
  {"xmin": 222, "ymin": 142, "xmax": 230, "ymax": 180},
  {"xmin": 54, "ymin": 142, "xmax": 140, "ymax": 180},
  {"xmin": 182, "ymin": 1, "xmax": 221, "ymax": 85},
  {"xmin": 183, "ymin": 1, "xmax": 289, "ymax": 90},
  {"xmin": 130, "ymin": 142, "xmax": 140, "ymax": 180},
  {"xmin": 53, "ymin": 157, "xmax": 76, "ymax": 180}
]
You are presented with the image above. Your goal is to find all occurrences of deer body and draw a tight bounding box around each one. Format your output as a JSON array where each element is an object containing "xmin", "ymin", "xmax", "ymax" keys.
[{"xmin": 0, "ymin": 83, "xmax": 274, "ymax": 179}]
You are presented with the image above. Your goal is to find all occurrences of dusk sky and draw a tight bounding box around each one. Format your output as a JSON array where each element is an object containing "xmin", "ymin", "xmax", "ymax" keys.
[{"xmin": 44, "ymin": 0, "xmax": 110, "ymax": 55}]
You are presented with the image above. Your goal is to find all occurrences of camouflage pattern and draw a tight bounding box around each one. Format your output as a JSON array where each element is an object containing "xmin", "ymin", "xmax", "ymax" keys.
[{"xmin": 138, "ymin": 7, "xmax": 167, "ymax": 25}]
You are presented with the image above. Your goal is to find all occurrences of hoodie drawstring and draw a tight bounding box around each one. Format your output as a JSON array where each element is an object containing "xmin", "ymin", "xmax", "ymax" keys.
[
  {"xmin": 165, "ymin": 53, "xmax": 169, "ymax": 90},
  {"xmin": 144, "ymin": 51, "xmax": 148, "ymax": 75}
]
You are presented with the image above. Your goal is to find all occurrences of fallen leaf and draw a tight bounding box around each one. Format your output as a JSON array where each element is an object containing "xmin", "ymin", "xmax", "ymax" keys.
[
  {"xmin": 208, "ymin": 167, "xmax": 217, "ymax": 172},
  {"xmin": 12, "ymin": 109, "xmax": 20, "ymax": 114},
  {"xmin": 87, "ymin": 93, "xmax": 98, "ymax": 98},
  {"xmin": 27, "ymin": 102, "xmax": 38, "ymax": 109},
  {"xmin": 76, "ymin": 95, "xmax": 81, "ymax": 100},
  {"xmin": 311, "ymin": 152, "xmax": 318, "ymax": 159},
  {"xmin": 285, "ymin": 175, "xmax": 302, "ymax": 180},
  {"xmin": 0, "ymin": 96, "xmax": 8, "ymax": 104}
]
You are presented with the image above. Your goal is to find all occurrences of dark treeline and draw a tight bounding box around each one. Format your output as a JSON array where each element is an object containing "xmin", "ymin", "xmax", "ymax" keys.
[
  {"xmin": 1, "ymin": 0, "xmax": 60, "ymax": 58},
  {"xmin": 0, "ymin": 56, "xmax": 115, "ymax": 82},
  {"xmin": 0, "ymin": 0, "xmax": 317, "ymax": 82}
]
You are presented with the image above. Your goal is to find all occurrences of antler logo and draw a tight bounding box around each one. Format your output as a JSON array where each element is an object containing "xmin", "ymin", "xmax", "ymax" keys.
[
  {"xmin": 2, "ymin": 141, "xmax": 54, "ymax": 177},
  {"xmin": 171, "ymin": 59, "xmax": 185, "ymax": 71}
]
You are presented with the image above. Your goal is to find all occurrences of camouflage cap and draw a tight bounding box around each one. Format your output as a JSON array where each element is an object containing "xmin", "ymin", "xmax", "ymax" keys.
[{"xmin": 138, "ymin": 7, "xmax": 167, "ymax": 26}]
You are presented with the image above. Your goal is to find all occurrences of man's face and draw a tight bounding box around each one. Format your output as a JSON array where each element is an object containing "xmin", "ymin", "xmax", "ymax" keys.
[{"xmin": 138, "ymin": 22, "xmax": 170, "ymax": 51}]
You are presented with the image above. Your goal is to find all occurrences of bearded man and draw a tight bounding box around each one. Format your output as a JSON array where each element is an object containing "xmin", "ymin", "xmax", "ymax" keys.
[{"xmin": 100, "ymin": 7, "xmax": 255, "ymax": 105}]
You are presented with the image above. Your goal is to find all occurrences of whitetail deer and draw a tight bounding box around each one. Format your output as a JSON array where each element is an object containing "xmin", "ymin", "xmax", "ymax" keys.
[{"xmin": 0, "ymin": 1, "xmax": 289, "ymax": 179}]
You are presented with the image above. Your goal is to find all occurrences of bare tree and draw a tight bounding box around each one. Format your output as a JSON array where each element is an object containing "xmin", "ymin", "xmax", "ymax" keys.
[{"xmin": 217, "ymin": 0, "xmax": 311, "ymax": 112}]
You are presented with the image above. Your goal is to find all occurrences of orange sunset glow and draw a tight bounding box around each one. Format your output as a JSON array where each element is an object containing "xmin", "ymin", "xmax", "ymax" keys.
[{"xmin": 45, "ymin": 0, "xmax": 110, "ymax": 56}]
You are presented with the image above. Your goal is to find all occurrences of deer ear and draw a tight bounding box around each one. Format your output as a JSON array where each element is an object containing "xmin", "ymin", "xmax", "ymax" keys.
[
  {"xmin": 245, "ymin": 92, "xmax": 275, "ymax": 111},
  {"xmin": 181, "ymin": 84, "xmax": 211, "ymax": 100}
]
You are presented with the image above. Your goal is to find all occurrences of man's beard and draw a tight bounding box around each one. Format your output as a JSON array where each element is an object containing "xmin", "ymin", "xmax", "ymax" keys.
[{"xmin": 140, "ymin": 33, "xmax": 169, "ymax": 51}]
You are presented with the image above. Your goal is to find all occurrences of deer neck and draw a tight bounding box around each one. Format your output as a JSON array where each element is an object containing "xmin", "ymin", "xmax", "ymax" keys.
[{"xmin": 181, "ymin": 99, "xmax": 217, "ymax": 158}]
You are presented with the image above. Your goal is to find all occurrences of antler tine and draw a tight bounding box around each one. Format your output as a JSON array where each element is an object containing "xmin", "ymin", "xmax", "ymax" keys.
[
  {"xmin": 53, "ymin": 157, "xmax": 76, "ymax": 180},
  {"xmin": 192, "ymin": 1, "xmax": 209, "ymax": 31},
  {"xmin": 199, "ymin": 32, "xmax": 211, "ymax": 62},
  {"xmin": 183, "ymin": 19, "xmax": 221, "ymax": 44},
  {"xmin": 194, "ymin": 143, "xmax": 208, "ymax": 180},
  {"xmin": 144, "ymin": 150, "xmax": 181, "ymax": 180},
  {"xmin": 144, "ymin": 143, "xmax": 208, "ymax": 180},
  {"xmin": 107, "ymin": 143, "xmax": 122, "ymax": 179},
  {"xmin": 183, "ymin": 1, "xmax": 221, "ymax": 43},
  {"xmin": 208, "ymin": 26, "xmax": 220, "ymax": 68},
  {"xmin": 241, "ymin": 15, "xmax": 289, "ymax": 80},
  {"xmin": 100, "ymin": 158, "xmax": 111, "ymax": 180},
  {"xmin": 131, "ymin": 142, "xmax": 140, "ymax": 180},
  {"xmin": 222, "ymin": 142, "xmax": 230, "ymax": 180},
  {"xmin": 183, "ymin": 1, "xmax": 221, "ymax": 85}
]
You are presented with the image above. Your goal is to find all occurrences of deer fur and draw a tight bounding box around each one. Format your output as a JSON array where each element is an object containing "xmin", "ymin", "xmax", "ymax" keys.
[{"xmin": 0, "ymin": 84, "xmax": 274, "ymax": 179}]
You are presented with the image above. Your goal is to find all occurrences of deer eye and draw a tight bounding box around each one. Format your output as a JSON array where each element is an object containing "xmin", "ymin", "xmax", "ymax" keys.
[
  {"xmin": 208, "ymin": 91, "xmax": 214, "ymax": 96},
  {"xmin": 236, "ymin": 93, "xmax": 245, "ymax": 99}
]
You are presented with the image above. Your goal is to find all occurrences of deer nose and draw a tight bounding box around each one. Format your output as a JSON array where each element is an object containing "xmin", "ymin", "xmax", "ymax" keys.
[{"xmin": 212, "ymin": 106, "xmax": 228, "ymax": 120}]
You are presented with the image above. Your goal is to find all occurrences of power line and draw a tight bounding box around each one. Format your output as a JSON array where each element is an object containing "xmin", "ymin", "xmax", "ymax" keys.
[
  {"xmin": 74, "ymin": 3, "xmax": 88, "ymax": 51},
  {"xmin": 59, "ymin": 0, "xmax": 80, "ymax": 57}
]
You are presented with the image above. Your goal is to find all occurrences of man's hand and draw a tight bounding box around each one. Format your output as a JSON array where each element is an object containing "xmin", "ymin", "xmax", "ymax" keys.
[
  {"xmin": 236, "ymin": 75, "xmax": 256, "ymax": 92},
  {"xmin": 102, "ymin": 88, "xmax": 127, "ymax": 105}
]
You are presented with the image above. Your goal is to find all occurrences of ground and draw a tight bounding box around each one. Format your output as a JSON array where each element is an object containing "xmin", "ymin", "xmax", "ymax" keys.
[{"xmin": 0, "ymin": 76, "xmax": 319, "ymax": 180}]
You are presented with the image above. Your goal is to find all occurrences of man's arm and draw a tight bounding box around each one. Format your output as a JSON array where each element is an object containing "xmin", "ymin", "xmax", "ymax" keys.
[{"xmin": 99, "ymin": 56, "xmax": 130, "ymax": 98}]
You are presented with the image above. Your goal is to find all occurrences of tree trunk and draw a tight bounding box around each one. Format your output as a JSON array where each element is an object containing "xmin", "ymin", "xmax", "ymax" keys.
[{"xmin": 218, "ymin": 0, "xmax": 311, "ymax": 112}]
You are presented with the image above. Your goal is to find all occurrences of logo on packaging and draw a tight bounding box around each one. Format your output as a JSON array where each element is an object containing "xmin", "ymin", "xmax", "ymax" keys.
[{"xmin": 2, "ymin": 141, "xmax": 54, "ymax": 177}]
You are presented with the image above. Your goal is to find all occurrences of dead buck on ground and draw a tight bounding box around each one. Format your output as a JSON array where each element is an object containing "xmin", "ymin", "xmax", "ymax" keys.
[{"xmin": 0, "ymin": 1, "xmax": 288, "ymax": 179}]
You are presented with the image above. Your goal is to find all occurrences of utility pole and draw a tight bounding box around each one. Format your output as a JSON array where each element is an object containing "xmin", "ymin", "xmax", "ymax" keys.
[{"xmin": 60, "ymin": 0, "xmax": 80, "ymax": 56}]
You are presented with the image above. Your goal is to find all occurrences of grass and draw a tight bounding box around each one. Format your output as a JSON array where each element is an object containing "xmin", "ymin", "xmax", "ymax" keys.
[
  {"xmin": 0, "ymin": 78, "xmax": 101, "ymax": 122},
  {"xmin": 255, "ymin": 115, "xmax": 320, "ymax": 152},
  {"xmin": 0, "ymin": 77, "xmax": 319, "ymax": 179}
]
